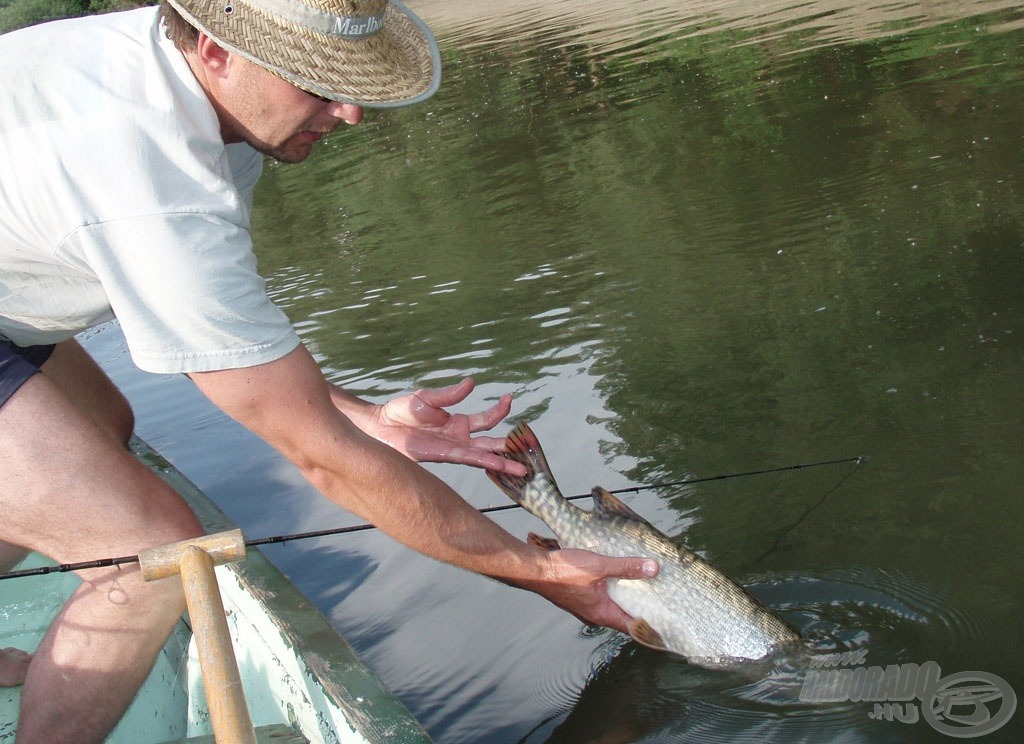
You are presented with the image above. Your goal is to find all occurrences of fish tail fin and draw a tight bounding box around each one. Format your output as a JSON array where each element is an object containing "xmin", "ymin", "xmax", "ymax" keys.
[{"xmin": 487, "ymin": 422, "xmax": 559, "ymax": 505}]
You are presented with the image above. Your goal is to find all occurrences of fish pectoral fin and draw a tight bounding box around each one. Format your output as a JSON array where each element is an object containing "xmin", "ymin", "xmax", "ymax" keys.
[
  {"xmin": 627, "ymin": 618, "xmax": 668, "ymax": 652},
  {"xmin": 527, "ymin": 532, "xmax": 561, "ymax": 551}
]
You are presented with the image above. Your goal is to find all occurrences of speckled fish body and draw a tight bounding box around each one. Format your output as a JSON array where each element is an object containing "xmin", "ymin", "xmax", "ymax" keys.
[{"xmin": 488, "ymin": 423, "xmax": 799, "ymax": 666}]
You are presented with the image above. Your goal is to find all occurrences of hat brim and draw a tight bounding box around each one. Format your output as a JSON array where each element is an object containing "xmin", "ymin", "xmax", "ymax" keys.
[{"xmin": 166, "ymin": 0, "xmax": 441, "ymax": 108}]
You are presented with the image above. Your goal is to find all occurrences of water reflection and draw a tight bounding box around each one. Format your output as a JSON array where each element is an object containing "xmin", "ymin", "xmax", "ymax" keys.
[
  {"xmin": 79, "ymin": 1, "xmax": 1024, "ymax": 741},
  {"xmin": 417, "ymin": 0, "xmax": 1024, "ymax": 57}
]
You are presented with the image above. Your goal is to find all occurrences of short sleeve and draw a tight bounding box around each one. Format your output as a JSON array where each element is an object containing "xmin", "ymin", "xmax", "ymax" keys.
[{"xmin": 68, "ymin": 212, "xmax": 300, "ymax": 373}]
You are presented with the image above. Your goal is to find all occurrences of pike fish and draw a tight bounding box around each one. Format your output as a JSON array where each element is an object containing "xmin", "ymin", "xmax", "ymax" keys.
[{"xmin": 488, "ymin": 423, "xmax": 800, "ymax": 666}]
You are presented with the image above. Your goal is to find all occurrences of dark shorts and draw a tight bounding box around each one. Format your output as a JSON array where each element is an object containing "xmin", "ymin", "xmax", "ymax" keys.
[{"xmin": 0, "ymin": 338, "xmax": 56, "ymax": 409}]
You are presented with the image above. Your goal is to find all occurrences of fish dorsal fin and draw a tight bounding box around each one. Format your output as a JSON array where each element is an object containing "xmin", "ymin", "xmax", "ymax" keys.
[
  {"xmin": 591, "ymin": 486, "xmax": 653, "ymax": 527},
  {"xmin": 627, "ymin": 618, "xmax": 668, "ymax": 652}
]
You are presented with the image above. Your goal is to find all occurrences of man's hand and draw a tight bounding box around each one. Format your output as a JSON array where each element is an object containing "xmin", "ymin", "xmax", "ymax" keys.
[
  {"xmin": 521, "ymin": 548, "xmax": 660, "ymax": 633},
  {"xmin": 343, "ymin": 378, "xmax": 527, "ymax": 475}
]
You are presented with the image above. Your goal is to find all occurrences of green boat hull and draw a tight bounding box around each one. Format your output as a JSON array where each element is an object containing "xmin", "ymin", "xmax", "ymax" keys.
[{"xmin": 1, "ymin": 437, "xmax": 432, "ymax": 744}]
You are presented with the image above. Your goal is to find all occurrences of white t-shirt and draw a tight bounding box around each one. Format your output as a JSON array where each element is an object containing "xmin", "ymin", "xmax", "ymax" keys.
[{"xmin": 0, "ymin": 7, "xmax": 299, "ymax": 373}]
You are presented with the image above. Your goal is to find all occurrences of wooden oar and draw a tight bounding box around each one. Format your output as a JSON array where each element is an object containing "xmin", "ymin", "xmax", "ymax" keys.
[{"xmin": 138, "ymin": 530, "xmax": 255, "ymax": 744}]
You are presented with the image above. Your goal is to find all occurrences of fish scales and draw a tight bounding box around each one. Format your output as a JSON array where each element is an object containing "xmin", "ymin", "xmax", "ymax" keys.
[{"xmin": 489, "ymin": 423, "xmax": 799, "ymax": 666}]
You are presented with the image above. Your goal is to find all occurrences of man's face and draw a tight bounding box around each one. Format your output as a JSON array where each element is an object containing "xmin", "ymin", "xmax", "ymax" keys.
[{"xmin": 220, "ymin": 57, "xmax": 364, "ymax": 163}]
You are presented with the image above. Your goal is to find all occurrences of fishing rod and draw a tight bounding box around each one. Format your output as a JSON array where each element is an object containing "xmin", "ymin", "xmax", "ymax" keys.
[
  {"xmin": 463, "ymin": 454, "xmax": 866, "ymax": 517},
  {"xmin": 0, "ymin": 454, "xmax": 864, "ymax": 582}
]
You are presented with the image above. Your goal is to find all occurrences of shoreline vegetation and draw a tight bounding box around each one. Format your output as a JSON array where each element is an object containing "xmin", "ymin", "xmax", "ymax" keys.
[{"xmin": 0, "ymin": 0, "xmax": 148, "ymax": 35}]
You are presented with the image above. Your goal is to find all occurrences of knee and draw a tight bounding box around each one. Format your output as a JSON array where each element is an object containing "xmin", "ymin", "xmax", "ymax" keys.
[
  {"xmin": 120, "ymin": 483, "xmax": 206, "ymax": 557},
  {"xmin": 107, "ymin": 394, "xmax": 135, "ymax": 448},
  {"xmin": 90, "ymin": 375, "xmax": 135, "ymax": 446},
  {"xmin": 150, "ymin": 498, "xmax": 205, "ymax": 547}
]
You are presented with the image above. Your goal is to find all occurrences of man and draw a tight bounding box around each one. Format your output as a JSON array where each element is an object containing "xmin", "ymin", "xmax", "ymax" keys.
[{"xmin": 0, "ymin": 1, "xmax": 658, "ymax": 740}]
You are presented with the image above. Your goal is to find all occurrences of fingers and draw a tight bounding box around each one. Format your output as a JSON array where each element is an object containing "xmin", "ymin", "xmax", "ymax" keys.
[
  {"xmin": 457, "ymin": 434, "xmax": 506, "ymax": 452},
  {"xmin": 414, "ymin": 377, "xmax": 476, "ymax": 410},
  {"xmin": 414, "ymin": 380, "xmax": 513, "ymax": 434},
  {"xmin": 465, "ymin": 393, "xmax": 513, "ymax": 433},
  {"xmin": 379, "ymin": 379, "xmax": 523, "ymax": 471},
  {"xmin": 548, "ymin": 549, "xmax": 659, "ymax": 583},
  {"xmin": 612, "ymin": 556, "xmax": 660, "ymax": 580},
  {"xmin": 437, "ymin": 444, "xmax": 528, "ymax": 475},
  {"xmin": 491, "ymin": 458, "xmax": 528, "ymax": 476},
  {"xmin": 586, "ymin": 557, "xmax": 658, "ymax": 632}
]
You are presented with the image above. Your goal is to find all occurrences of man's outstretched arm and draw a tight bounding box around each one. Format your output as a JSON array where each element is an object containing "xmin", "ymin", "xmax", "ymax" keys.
[{"xmin": 189, "ymin": 344, "xmax": 657, "ymax": 632}]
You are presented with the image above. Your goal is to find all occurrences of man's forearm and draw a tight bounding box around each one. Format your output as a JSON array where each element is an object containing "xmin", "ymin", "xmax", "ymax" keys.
[{"xmin": 300, "ymin": 426, "xmax": 547, "ymax": 584}]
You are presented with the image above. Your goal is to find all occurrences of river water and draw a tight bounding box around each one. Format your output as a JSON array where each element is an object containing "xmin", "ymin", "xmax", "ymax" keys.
[{"xmin": 82, "ymin": 1, "xmax": 1023, "ymax": 741}]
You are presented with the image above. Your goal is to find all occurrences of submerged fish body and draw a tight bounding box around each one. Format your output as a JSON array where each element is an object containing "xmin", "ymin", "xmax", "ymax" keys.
[{"xmin": 488, "ymin": 423, "xmax": 799, "ymax": 666}]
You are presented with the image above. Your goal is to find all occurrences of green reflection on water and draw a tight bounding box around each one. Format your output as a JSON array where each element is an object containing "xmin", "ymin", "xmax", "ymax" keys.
[{"xmin": 250, "ymin": 6, "xmax": 1023, "ymax": 741}]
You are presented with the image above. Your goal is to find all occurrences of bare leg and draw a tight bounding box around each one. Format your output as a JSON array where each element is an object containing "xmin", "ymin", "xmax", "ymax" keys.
[
  {"xmin": 40, "ymin": 338, "xmax": 135, "ymax": 446},
  {"xmin": 0, "ymin": 340, "xmax": 125, "ymax": 573},
  {"xmin": 0, "ymin": 342, "xmax": 203, "ymax": 743}
]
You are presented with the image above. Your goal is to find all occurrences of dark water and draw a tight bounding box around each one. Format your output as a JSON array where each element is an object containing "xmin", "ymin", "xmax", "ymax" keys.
[{"xmin": 83, "ymin": 1, "xmax": 1023, "ymax": 741}]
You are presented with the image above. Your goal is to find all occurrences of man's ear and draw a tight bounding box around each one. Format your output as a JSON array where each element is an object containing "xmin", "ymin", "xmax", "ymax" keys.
[{"xmin": 195, "ymin": 33, "xmax": 232, "ymax": 79}]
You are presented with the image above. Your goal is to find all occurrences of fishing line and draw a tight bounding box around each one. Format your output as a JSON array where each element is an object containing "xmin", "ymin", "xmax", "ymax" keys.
[
  {"xmin": 0, "ymin": 455, "xmax": 864, "ymax": 582},
  {"xmin": 753, "ymin": 454, "xmax": 867, "ymax": 564}
]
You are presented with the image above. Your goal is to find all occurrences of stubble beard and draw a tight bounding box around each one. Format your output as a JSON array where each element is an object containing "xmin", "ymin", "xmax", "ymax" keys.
[{"xmin": 245, "ymin": 134, "xmax": 312, "ymax": 164}]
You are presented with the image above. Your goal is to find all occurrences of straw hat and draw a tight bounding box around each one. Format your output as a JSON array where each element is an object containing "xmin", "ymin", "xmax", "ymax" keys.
[{"xmin": 165, "ymin": 0, "xmax": 441, "ymax": 107}]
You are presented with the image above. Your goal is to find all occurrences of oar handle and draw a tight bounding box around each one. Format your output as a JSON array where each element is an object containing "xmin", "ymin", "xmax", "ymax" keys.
[
  {"xmin": 137, "ymin": 529, "xmax": 248, "ymax": 581},
  {"xmin": 179, "ymin": 545, "xmax": 256, "ymax": 744},
  {"xmin": 139, "ymin": 530, "xmax": 255, "ymax": 744}
]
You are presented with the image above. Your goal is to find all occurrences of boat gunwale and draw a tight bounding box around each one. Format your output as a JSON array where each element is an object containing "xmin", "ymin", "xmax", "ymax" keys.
[{"xmin": 132, "ymin": 436, "xmax": 433, "ymax": 744}]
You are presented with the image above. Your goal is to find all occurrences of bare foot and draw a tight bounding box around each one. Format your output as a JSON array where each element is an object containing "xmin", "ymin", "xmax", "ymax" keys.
[{"xmin": 0, "ymin": 647, "xmax": 32, "ymax": 687}]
